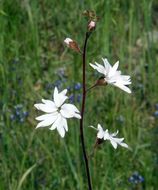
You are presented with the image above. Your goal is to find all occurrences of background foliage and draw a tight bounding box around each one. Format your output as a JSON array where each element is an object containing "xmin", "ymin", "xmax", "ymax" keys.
[{"xmin": 0, "ymin": 0, "xmax": 158, "ymax": 189}]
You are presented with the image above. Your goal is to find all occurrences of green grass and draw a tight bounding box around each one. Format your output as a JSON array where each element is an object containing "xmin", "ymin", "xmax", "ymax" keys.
[{"xmin": 0, "ymin": 0, "xmax": 158, "ymax": 189}]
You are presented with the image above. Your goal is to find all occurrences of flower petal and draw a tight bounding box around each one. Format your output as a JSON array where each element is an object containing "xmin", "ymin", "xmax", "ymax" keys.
[
  {"xmin": 102, "ymin": 58, "xmax": 111, "ymax": 73},
  {"xmin": 53, "ymin": 87, "xmax": 68, "ymax": 107},
  {"xmin": 108, "ymin": 61, "xmax": 119, "ymax": 77},
  {"xmin": 62, "ymin": 117, "xmax": 68, "ymax": 131},
  {"xmin": 110, "ymin": 139, "xmax": 118, "ymax": 149},
  {"xmin": 97, "ymin": 124, "xmax": 104, "ymax": 139},
  {"xmin": 34, "ymin": 99, "xmax": 57, "ymax": 113},
  {"xmin": 120, "ymin": 142, "xmax": 128, "ymax": 148},
  {"xmin": 89, "ymin": 62, "xmax": 105, "ymax": 75},
  {"xmin": 104, "ymin": 130, "xmax": 110, "ymax": 140},
  {"xmin": 60, "ymin": 89, "xmax": 68, "ymax": 96},
  {"xmin": 111, "ymin": 130, "xmax": 119, "ymax": 137},
  {"xmin": 36, "ymin": 113, "xmax": 58, "ymax": 128},
  {"xmin": 50, "ymin": 114, "xmax": 66, "ymax": 137},
  {"xmin": 36, "ymin": 112, "xmax": 58, "ymax": 121},
  {"xmin": 60, "ymin": 103, "xmax": 81, "ymax": 119},
  {"xmin": 113, "ymin": 83, "xmax": 132, "ymax": 93}
]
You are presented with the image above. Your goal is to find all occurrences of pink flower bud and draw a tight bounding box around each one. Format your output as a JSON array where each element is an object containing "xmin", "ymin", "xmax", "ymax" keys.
[
  {"xmin": 64, "ymin": 38, "xmax": 73, "ymax": 46},
  {"xmin": 88, "ymin": 21, "xmax": 96, "ymax": 31},
  {"xmin": 64, "ymin": 38, "xmax": 81, "ymax": 53}
]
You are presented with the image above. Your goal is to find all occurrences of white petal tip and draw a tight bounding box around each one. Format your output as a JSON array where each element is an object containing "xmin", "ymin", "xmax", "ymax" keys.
[
  {"xmin": 34, "ymin": 104, "xmax": 39, "ymax": 109},
  {"xmin": 64, "ymin": 38, "xmax": 73, "ymax": 44},
  {"xmin": 127, "ymin": 90, "xmax": 132, "ymax": 94},
  {"xmin": 59, "ymin": 132, "xmax": 65, "ymax": 138},
  {"xmin": 60, "ymin": 135, "xmax": 65, "ymax": 138},
  {"xmin": 122, "ymin": 144, "xmax": 129, "ymax": 148}
]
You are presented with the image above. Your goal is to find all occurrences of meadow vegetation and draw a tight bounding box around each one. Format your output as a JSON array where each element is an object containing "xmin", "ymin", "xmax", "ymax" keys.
[{"xmin": 0, "ymin": 0, "xmax": 158, "ymax": 189}]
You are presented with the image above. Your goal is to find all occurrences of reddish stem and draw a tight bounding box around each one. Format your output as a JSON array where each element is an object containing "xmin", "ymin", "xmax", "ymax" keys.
[{"xmin": 80, "ymin": 32, "xmax": 92, "ymax": 190}]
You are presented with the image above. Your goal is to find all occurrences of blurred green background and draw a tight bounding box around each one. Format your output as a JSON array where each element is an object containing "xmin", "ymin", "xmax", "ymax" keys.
[{"xmin": 0, "ymin": 0, "xmax": 158, "ymax": 189}]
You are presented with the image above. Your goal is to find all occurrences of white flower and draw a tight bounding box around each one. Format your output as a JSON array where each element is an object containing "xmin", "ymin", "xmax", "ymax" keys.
[
  {"xmin": 64, "ymin": 38, "xmax": 73, "ymax": 46},
  {"xmin": 34, "ymin": 87, "xmax": 81, "ymax": 138},
  {"xmin": 91, "ymin": 124, "xmax": 128, "ymax": 149},
  {"xmin": 90, "ymin": 58, "xmax": 131, "ymax": 93}
]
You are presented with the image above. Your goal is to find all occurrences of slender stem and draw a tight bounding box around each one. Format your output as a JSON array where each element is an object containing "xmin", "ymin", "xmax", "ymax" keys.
[
  {"xmin": 80, "ymin": 32, "xmax": 92, "ymax": 190},
  {"xmin": 86, "ymin": 84, "xmax": 97, "ymax": 93}
]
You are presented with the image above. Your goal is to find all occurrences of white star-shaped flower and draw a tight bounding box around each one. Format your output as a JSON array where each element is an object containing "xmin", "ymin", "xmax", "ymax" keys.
[
  {"xmin": 91, "ymin": 124, "xmax": 128, "ymax": 149},
  {"xmin": 90, "ymin": 58, "xmax": 132, "ymax": 93},
  {"xmin": 34, "ymin": 87, "xmax": 81, "ymax": 138}
]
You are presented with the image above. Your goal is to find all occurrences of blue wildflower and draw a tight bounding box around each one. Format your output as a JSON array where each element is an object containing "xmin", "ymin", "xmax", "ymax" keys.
[
  {"xmin": 54, "ymin": 80, "xmax": 62, "ymax": 89},
  {"xmin": 69, "ymin": 94, "xmax": 75, "ymax": 103},
  {"xmin": 74, "ymin": 83, "xmax": 82, "ymax": 90},
  {"xmin": 128, "ymin": 172, "xmax": 144, "ymax": 184},
  {"xmin": 23, "ymin": 111, "xmax": 29, "ymax": 117},
  {"xmin": 77, "ymin": 94, "xmax": 82, "ymax": 103},
  {"xmin": 10, "ymin": 104, "xmax": 29, "ymax": 123}
]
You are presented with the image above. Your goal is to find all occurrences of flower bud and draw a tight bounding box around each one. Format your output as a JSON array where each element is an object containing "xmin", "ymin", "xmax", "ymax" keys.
[
  {"xmin": 88, "ymin": 20, "xmax": 96, "ymax": 31},
  {"xmin": 93, "ymin": 138, "xmax": 104, "ymax": 150},
  {"xmin": 96, "ymin": 138, "xmax": 104, "ymax": 145},
  {"xmin": 64, "ymin": 38, "xmax": 81, "ymax": 53},
  {"xmin": 64, "ymin": 38, "xmax": 73, "ymax": 45},
  {"xmin": 96, "ymin": 76, "xmax": 107, "ymax": 86}
]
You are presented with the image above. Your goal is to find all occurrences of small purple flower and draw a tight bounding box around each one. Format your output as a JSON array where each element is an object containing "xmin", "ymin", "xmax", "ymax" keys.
[
  {"xmin": 10, "ymin": 104, "xmax": 29, "ymax": 123},
  {"xmin": 77, "ymin": 94, "xmax": 82, "ymax": 103},
  {"xmin": 69, "ymin": 94, "xmax": 75, "ymax": 103},
  {"xmin": 15, "ymin": 110, "xmax": 20, "ymax": 116},
  {"xmin": 74, "ymin": 83, "xmax": 82, "ymax": 90},
  {"xmin": 54, "ymin": 80, "xmax": 62, "ymax": 89},
  {"xmin": 128, "ymin": 172, "xmax": 144, "ymax": 184},
  {"xmin": 23, "ymin": 111, "xmax": 29, "ymax": 117},
  {"xmin": 14, "ymin": 104, "xmax": 23, "ymax": 111},
  {"xmin": 67, "ymin": 86, "xmax": 72, "ymax": 92}
]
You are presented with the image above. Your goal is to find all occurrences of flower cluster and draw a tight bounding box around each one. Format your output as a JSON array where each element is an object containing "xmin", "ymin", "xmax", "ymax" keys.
[
  {"xmin": 10, "ymin": 104, "xmax": 29, "ymax": 123},
  {"xmin": 128, "ymin": 171, "xmax": 144, "ymax": 184},
  {"xmin": 34, "ymin": 39, "xmax": 131, "ymax": 151}
]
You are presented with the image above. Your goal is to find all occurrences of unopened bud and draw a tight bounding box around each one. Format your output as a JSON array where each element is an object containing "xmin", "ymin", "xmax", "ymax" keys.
[
  {"xmin": 88, "ymin": 20, "xmax": 96, "ymax": 31},
  {"xmin": 93, "ymin": 138, "xmax": 104, "ymax": 150},
  {"xmin": 64, "ymin": 38, "xmax": 81, "ymax": 53},
  {"xmin": 96, "ymin": 76, "xmax": 107, "ymax": 86},
  {"xmin": 64, "ymin": 38, "xmax": 73, "ymax": 45},
  {"xmin": 96, "ymin": 138, "xmax": 104, "ymax": 145}
]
